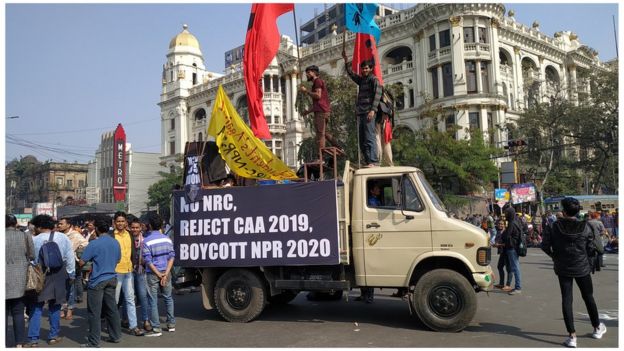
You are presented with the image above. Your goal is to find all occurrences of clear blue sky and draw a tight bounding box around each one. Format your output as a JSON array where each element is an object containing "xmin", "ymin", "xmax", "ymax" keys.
[{"xmin": 4, "ymin": 2, "xmax": 619, "ymax": 164}]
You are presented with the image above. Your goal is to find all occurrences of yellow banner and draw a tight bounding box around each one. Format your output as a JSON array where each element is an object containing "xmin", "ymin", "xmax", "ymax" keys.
[{"xmin": 207, "ymin": 85, "xmax": 298, "ymax": 180}]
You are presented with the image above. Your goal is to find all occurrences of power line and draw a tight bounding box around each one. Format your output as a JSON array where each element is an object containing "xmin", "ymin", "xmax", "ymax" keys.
[{"xmin": 8, "ymin": 117, "xmax": 159, "ymax": 136}]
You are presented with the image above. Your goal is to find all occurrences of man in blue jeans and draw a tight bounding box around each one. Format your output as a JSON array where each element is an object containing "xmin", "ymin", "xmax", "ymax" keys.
[
  {"xmin": 501, "ymin": 207, "xmax": 522, "ymax": 295},
  {"xmin": 112, "ymin": 211, "xmax": 144, "ymax": 336},
  {"xmin": 142, "ymin": 212, "xmax": 175, "ymax": 337},
  {"xmin": 79, "ymin": 219, "xmax": 122, "ymax": 348}
]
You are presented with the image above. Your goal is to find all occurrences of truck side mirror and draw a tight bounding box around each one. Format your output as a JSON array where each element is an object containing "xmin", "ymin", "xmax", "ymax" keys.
[{"xmin": 400, "ymin": 174, "xmax": 414, "ymax": 220}]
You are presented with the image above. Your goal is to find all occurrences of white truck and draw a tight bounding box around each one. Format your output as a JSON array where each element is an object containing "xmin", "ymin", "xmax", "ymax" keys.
[{"xmin": 173, "ymin": 162, "xmax": 493, "ymax": 332}]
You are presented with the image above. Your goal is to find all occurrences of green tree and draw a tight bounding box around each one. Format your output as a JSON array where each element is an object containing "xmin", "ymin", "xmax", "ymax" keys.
[
  {"xmin": 147, "ymin": 166, "xmax": 183, "ymax": 219},
  {"xmin": 515, "ymin": 67, "xmax": 618, "ymax": 197}
]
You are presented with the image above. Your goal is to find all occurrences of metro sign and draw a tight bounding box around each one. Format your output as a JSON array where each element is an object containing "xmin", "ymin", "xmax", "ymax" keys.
[{"xmin": 113, "ymin": 123, "xmax": 127, "ymax": 202}]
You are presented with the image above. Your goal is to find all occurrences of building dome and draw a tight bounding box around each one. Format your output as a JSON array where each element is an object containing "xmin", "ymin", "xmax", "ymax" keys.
[{"xmin": 169, "ymin": 24, "xmax": 200, "ymax": 49}]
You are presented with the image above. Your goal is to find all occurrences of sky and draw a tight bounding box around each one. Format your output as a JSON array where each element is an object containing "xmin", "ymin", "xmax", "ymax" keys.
[{"xmin": 4, "ymin": 2, "xmax": 620, "ymax": 165}]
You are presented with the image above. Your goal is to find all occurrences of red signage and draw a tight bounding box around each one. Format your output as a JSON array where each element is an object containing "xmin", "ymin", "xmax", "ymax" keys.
[{"xmin": 113, "ymin": 123, "xmax": 127, "ymax": 202}]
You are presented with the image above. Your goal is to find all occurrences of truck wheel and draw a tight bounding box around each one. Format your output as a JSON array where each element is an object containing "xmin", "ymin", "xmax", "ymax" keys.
[
  {"xmin": 214, "ymin": 269, "xmax": 266, "ymax": 323},
  {"xmin": 268, "ymin": 290, "xmax": 299, "ymax": 304},
  {"xmin": 412, "ymin": 269, "xmax": 476, "ymax": 332}
]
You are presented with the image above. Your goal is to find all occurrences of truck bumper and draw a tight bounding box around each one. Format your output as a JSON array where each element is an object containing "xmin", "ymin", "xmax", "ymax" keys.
[{"xmin": 472, "ymin": 267, "xmax": 494, "ymax": 292}]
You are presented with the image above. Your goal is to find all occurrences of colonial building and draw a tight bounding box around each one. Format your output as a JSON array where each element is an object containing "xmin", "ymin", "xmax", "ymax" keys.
[{"xmin": 159, "ymin": 3, "xmax": 608, "ymax": 169}]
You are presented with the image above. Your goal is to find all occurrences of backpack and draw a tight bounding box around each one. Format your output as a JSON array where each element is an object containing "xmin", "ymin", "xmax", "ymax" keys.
[
  {"xmin": 514, "ymin": 221, "xmax": 528, "ymax": 257},
  {"xmin": 38, "ymin": 232, "xmax": 64, "ymax": 273}
]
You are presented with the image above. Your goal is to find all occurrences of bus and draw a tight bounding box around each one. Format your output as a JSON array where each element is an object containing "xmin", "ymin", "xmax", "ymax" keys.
[{"xmin": 543, "ymin": 195, "xmax": 619, "ymax": 214}]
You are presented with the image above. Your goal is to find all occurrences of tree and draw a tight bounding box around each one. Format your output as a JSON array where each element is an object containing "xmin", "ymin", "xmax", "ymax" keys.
[
  {"xmin": 515, "ymin": 67, "xmax": 618, "ymax": 197},
  {"xmin": 147, "ymin": 166, "xmax": 183, "ymax": 220}
]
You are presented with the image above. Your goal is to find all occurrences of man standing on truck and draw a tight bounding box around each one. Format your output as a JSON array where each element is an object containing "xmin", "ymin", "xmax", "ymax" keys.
[
  {"xmin": 342, "ymin": 49, "xmax": 382, "ymax": 168},
  {"xmin": 142, "ymin": 212, "xmax": 176, "ymax": 336},
  {"xmin": 300, "ymin": 65, "xmax": 341, "ymax": 160}
]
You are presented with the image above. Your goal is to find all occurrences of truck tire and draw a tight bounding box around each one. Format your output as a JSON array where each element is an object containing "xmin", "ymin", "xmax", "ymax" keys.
[
  {"xmin": 214, "ymin": 269, "xmax": 267, "ymax": 323},
  {"xmin": 412, "ymin": 269, "xmax": 476, "ymax": 332},
  {"xmin": 267, "ymin": 290, "xmax": 299, "ymax": 305}
]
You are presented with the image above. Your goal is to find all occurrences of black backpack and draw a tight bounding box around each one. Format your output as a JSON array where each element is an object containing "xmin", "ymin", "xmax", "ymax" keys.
[{"xmin": 514, "ymin": 221, "xmax": 528, "ymax": 257}]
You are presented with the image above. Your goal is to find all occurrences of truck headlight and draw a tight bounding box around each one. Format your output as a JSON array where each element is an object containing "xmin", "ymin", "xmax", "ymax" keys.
[{"xmin": 477, "ymin": 247, "xmax": 491, "ymax": 266}]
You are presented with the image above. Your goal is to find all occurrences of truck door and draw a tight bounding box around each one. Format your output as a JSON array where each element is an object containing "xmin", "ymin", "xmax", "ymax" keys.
[{"xmin": 360, "ymin": 175, "xmax": 432, "ymax": 287}]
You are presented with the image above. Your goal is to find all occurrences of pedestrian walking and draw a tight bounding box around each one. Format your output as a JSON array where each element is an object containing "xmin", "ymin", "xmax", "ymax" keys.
[
  {"xmin": 5, "ymin": 214, "xmax": 35, "ymax": 347},
  {"xmin": 541, "ymin": 197, "xmax": 607, "ymax": 348},
  {"xmin": 79, "ymin": 218, "xmax": 122, "ymax": 348}
]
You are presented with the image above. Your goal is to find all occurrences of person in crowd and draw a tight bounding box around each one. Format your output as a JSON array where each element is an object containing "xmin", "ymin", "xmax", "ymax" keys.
[
  {"xmin": 71, "ymin": 220, "xmax": 88, "ymax": 303},
  {"xmin": 486, "ymin": 212, "xmax": 495, "ymax": 239},
  {"xmin": 300, "ymin": 65, "xmax": 340, "ymax": 160},
  {"xmin": 493, "ymin": 220, "xmax": 513, "ymax": 292},
  {"xmin": 79, "ymin": 219, "xmax": 122, "ymax": 348},
  {"xmin": 57, "ymin": 217, "xmax": 88, "ymax": 320},
  {"xmin": 342, "ymin": 49, "xmax": 382, "ymax": 168},
  {"xmin": 26, "ymin": 214, "xmax": 75, "ymax": 347},
  {"xmin": 541, "ymin": 197, "xmax": 607, "ymax": 348},
  {"xmin": 142, "ymin": 212, "xmax": 176, "ymax": 336},
  {"xmin": 587, "ymin": 211, "xmax": 608, "ymax": 270},
  {"xmin": 501, "ymin": 207, "xmax": 522, "ymax": 295},
  {"xmin": 129, "ymin": 217, "xmax": 151, "ymax": 332},
  {"xmin": 112, "ymin": 211, "xmax": 144, "ymax": 336},
  {"xmin": 6, "ymin": 214, "xmax": 35, "ymax": 347},
  {"xmin": 613, "ymin": 208, "xmax": 618, "ymax": 237},
  {"xmin": 83, "ymin": 219, "xmax": 96, "ymax": 241}
]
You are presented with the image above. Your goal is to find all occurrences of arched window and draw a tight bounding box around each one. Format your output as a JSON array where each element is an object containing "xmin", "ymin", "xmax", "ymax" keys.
[
  {"xmin": 198, "ymin": 132, "xmax": 203, "ymax": 142},
  {"xmin": 194, "ymin": 108, "xmax": 206, "ymax": 120}
]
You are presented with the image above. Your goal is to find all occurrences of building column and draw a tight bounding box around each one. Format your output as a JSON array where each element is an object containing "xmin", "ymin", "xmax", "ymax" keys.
[
  {"xmin": 285, "ymin": 74, "xmax": 292, "ymax": 121},
  {"xmin": 512, "ymin": 46, "xmax": 524, "ymax": 110},
  {"xmin": 450, "ymin": 16, "xmax": 467, "ymax": 96},
  {"xmin": 490, "ymin": 18, "xmax": 503, "ymax": 96},
  {"xmin": 436, "ymin": 65, "xmax": 443, "ymax": 98},
  {"xmin": 568, "ymin": 64, "xmax": 578, "ymax": 105},
  {"xmin": 476, "ymin": 60, "xmax": 483, "ymax": 93},
  {"xmin": 290, "ymin": 73, "xmax": 299, "ymax": 121}
]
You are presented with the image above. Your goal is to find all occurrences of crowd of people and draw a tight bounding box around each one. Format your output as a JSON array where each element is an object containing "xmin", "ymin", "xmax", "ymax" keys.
[{"xmin": 5, "ymin": 211, "xmax": 176, "ymax": 348}]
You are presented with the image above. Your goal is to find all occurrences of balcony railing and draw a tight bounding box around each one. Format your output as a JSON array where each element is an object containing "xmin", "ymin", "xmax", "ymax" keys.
[{"xmin": 382, "ymin": 61, "xmax": 413, "ymax": 75}]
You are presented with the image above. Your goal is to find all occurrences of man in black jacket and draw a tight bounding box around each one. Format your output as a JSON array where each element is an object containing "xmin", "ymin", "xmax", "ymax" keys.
[
  {"xmin": 501, "ymin": 206, "xmax": 522, "ymax": 295},
  {"xmin": 541, "ymin": 197, "xmax": 606, "ymax": 348},
  {"xmin": 342, "ymin": 49, "xmax": 383, "ymax": 168}
]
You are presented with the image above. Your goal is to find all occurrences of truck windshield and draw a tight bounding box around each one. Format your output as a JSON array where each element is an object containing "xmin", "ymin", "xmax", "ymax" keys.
[{"xmin": 416, "ymin": 171, "xmax": 447, "ymax": 213}]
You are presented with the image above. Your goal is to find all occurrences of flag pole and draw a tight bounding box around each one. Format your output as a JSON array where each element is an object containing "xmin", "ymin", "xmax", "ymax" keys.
[
  {"xmin": 343, "ymin": 30, "xmax": 362, "ymax": 167},
  {"xmin": 292, "ymin": 6, "xmax": 302, "ymax": 77}
]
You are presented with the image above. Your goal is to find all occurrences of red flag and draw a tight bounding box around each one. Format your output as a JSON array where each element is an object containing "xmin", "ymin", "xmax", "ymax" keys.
[
  {"xmin": 243, "ymin": 3, "xmax": 294, "ymax": 140},
  {"xmin": 351, "ymin": 33, "xmax": 384, "ymax": 85}
]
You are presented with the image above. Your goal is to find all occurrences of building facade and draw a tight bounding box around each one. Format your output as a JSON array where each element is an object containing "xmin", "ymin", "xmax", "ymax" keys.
[
  {"xmin": 159, "ymin": 4, "xmax": 608, "ymax": 170},
  {"xmin": 27, "ymin": 161, "xmax": 88, "ymax": 205},
  {"xmin": 92, "ymin": 128, "xmax": 165, "ymax": 215}
]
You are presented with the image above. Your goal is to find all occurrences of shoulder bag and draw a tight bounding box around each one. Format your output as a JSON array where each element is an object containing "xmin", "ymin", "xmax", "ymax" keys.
[{"xmin": 24, "ymin": 232, "xmax": 44, "ymax": 294}]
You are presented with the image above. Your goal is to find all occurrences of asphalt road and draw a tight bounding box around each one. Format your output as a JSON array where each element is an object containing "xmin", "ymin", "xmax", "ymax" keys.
[{"xmin": 8, "ymin": 248, "xmax": 618, "ymax": 348}]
